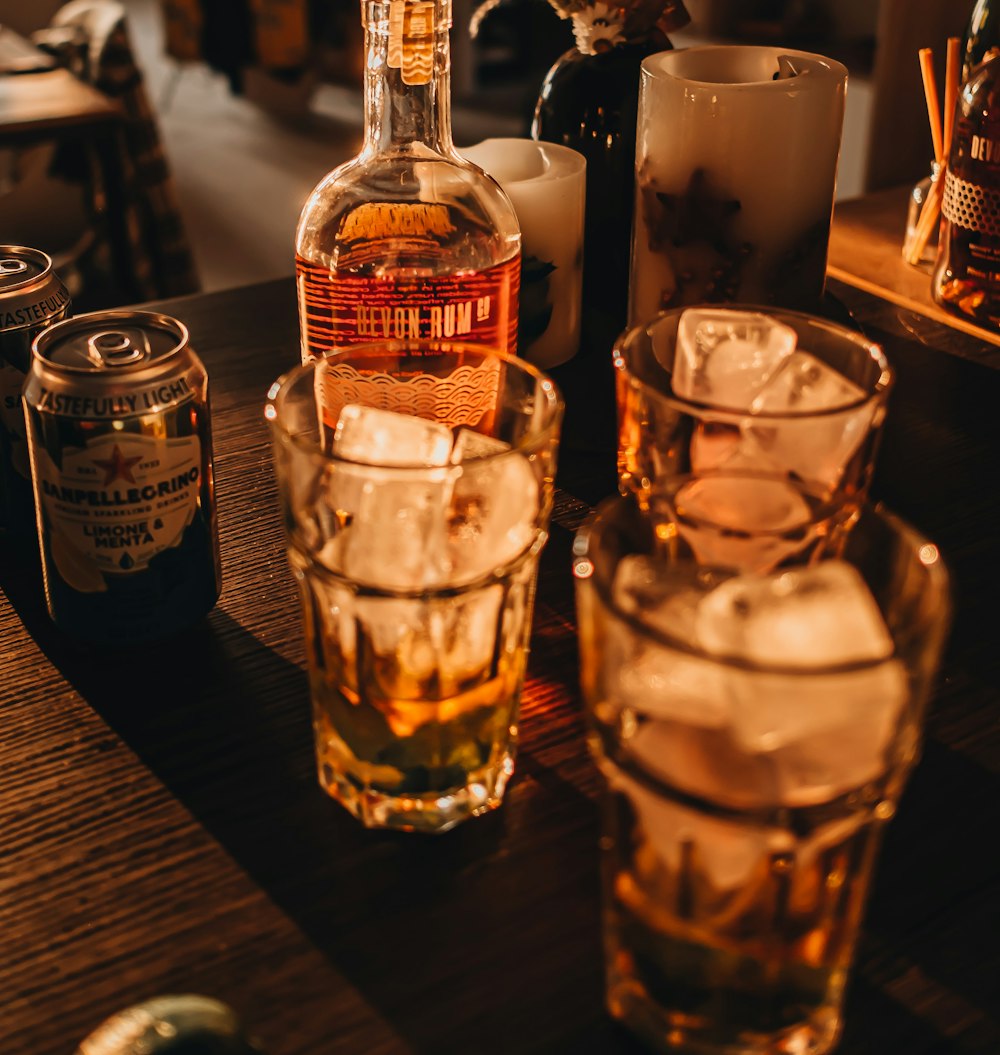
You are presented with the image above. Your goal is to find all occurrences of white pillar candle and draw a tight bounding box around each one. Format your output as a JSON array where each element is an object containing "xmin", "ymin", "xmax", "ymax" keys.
[
  {"xmin": 628, "ymin": 46, "xmax": 848, "ymax": 326},
  {"xmin": 463, "ymin": 138, "xmax": 586, "ymax": 369}
]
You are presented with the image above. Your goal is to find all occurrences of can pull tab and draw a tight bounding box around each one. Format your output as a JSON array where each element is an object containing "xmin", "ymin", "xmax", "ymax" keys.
[
  {"xmin": 88, "ymin": 329, "xmax": 150, "ymax": 367},
  {"xmin": 0, "ymin": 259, "xmax": 29, "ymax": 275}
]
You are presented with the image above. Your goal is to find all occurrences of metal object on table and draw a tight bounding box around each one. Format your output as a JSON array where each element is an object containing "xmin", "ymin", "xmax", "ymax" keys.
[
  {"xmin": 0, "ymin": 244, "xmax": 71, "ymax": 535},
  {"xmin": 23, "ymin": 309, "xmax": 221, "ymax": 643},
  {"xmin": 76, "ymin": 994, "xmax": 268, "ymax": 1054}
]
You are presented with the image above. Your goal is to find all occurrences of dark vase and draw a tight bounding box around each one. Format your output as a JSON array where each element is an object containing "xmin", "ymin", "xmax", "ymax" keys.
[
  {"xmin": 530, "ymin": 38, "xmax": 673, "ymax": 479},
  {"xmin": 532, "ymin": 38, "xmax": 673, "ymax": 342}
]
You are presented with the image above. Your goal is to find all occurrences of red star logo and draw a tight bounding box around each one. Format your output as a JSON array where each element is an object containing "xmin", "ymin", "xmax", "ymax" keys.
[{"xmin": 92, "ymin": 444, "xmax": 143, "ymax": 485}]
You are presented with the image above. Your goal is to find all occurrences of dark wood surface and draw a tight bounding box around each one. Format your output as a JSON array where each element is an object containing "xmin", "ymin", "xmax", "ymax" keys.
[{"xmin": 2, "ymin": 269, "xmax": 999, "ymax": 1054}]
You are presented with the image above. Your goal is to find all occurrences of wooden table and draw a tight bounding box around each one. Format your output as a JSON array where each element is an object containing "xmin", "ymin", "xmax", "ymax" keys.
[
  {"xmin": 2, "ymin": 264, "xmax": 999, "ymax": 1053},
  {"xmin": 829, "ymin": 184, "xmax": 1000, "ymax": 349}
]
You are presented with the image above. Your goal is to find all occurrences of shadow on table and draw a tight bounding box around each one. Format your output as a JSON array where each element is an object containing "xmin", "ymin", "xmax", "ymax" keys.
[{"xmin": 1, "ymin": 523, "xmax": 618, "ymax": 1053}]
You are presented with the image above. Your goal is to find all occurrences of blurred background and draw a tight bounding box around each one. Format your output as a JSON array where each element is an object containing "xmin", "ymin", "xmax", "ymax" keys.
[{"xmin": 0, "ymin": 0, "xmax": 968, "ymax": 301}]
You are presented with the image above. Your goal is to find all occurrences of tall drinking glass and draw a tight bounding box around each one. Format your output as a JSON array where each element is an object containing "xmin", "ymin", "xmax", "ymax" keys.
[
  {"xmin": 574, "ymin": 494, "xmax": 951, "ymax": 1054},
  {"xmin": 265, "ymin": 342, "xmax": 563, "ymax": 833}
]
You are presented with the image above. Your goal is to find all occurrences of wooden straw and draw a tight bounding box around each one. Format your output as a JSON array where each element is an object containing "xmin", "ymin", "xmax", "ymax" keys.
[
  {"xmin": 942, "ymin": 35, "xmax": 961, "ymax": 162},
  {"xmin": 906, "ymin": 39, "xmax": 962, "ymax": 266},
  {"xmin": 920, "ymin": 47, "xmax": 944, "ymax": 164}
]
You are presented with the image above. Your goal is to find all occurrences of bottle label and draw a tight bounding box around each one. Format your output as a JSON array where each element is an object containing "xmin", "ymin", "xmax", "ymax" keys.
[
  {"xmin": 317, "ymin": 356, "xmax": 503, "ymax": 433},
  {"xmin": 35, "ymin": 431, "xmax": 202, "ymax": 590},
  {"xmin": 943, "ymin": 170, "xmax": 1000, "ymax": 237},
  {"xmin": 296, "ymin": 254, "xmax": 520, "ymax": 361}
]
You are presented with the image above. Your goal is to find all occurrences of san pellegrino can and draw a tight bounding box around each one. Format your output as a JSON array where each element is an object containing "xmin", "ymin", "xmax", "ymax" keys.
[
  {"xmin": 0, "ymin": 246, "xmax": 71, "ymax": 535},
  {"xmin": 24, "ymin": 310, "xmax": 221, "ymax": 643}
]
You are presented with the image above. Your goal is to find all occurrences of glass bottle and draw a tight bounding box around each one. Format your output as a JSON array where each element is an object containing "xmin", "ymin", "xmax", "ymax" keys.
[
  {"xmin": 295, "ymin": 0, "xmax": 521, "ymax": 362},
  {"xmin": 531, "ymin": 0, "xmax": 690, "ymax": 341},
  {"xmin": 963, "ymin": 0, "xmax": 1000, "ymax": 82},
  {"xmin": 903, "ymin": 160, "xmax": 942, "ymax": 267},
  {"xmin": 932, "ymin": 51, "xmax": 1000, "ymax": 327}
]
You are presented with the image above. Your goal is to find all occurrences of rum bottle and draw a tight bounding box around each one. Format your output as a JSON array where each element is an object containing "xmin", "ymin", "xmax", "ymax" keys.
[
  {"xmin": 933, "ymin": 50, "xmax": 1000, "ymax": 327},
  {"xmin": 295, "ymin": 0, "xmax": 521, "ymax": 361},
  {"xmin": 963, "ymin": 0, "xmax": 1000, "ymax": 81}
]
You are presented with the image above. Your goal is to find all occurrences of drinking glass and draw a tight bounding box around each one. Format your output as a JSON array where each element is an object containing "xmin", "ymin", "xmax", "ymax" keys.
[
  {"xmin": 574, "ymin": 494, "xmax": 951, "ymax": 1055},
  {"xmin": 265, "ymin": 342, "xmax": 563, "ymax": 833},
  {"xmin": 613, "ymin": 306, "xmax": 893, "ymax": 573}
]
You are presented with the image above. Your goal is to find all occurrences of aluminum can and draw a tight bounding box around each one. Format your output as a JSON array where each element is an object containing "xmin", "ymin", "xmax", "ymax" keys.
[
  {"xmin": 23, "ymin": 310, "xmax": 221, "ymax": 643},
  {"xmin": 0, "ymin": 246, "xmax": 71, "ymax": 534}
]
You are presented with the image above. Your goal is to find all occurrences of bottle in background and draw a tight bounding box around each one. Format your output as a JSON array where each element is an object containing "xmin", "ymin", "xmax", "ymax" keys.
[
  {"xmin": 531, "ymin": 0, "xmax": 690, "ymax": 345},
  {"xmin": 295, "ymin": 0, "xmax": 521, "ymax": 362},
  {"xmin": 0, "ymin": 246, "xmax": 71, "ymax": 537},
  {"xmin": 932, "ymin": 50, "xmax": 1000, "ymax": 326},
  {"xmin": 963, "ymin": 0, "xmax": 1000, "ymax": 81}
]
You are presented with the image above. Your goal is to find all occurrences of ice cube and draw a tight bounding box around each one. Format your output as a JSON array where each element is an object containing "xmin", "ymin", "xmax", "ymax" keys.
[
  {"xmin": 762, "ymin": 676, "xmax": 909, "ymax": 804},
  {"xmin": 450, "ymin": 428, "xmax": 508, "ymax": 461},
  {"xmin": 667, "ymin": 475, "xmax": 816, "ymax": 573},
  {"xmin": 330, "ymin": 463, "xmax": 455, "ymax": 589},
  {"xmin": 447, "ymin": 444, "xmax": 539, "ymax": 584},
  {"xmin": 694, "ymin": 561, "xmax": 908, "ymax": 798},
  {"xmin": 607, "ymin": 626, "xmax": 732, "ymax": 729},
  {"xmin": 609, "ymin": 556, "xmax": 730, "ymax": 728},
  {"xmin": 696, "ymin": 561, "xmax": 893, "ymax": 666},
  {"xmin": 608, "ymin": 728, "xmax": 868, "ymax": 908},
  {"xmin": 323, "ymin": 405, "xmax": 458, "ymax": 589},
  {"xmin": 745, "ymin": 350, "xmax": 876, "ymax": 490},
  {"xmin": 751, "ymin": 350, "xmax": 866, "ymax": 415},
  {"xmin": 333, "ymin": 404, "xmax": 454, "ymax": 466},
  {"xmin": 673, "ymin": 308, "xmax": 797, "ymax": 408}
]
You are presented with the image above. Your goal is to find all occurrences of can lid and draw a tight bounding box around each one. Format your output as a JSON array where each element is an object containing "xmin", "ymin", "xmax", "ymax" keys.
[
  {"xmin": 33, "ymin": 310, "xmax": 188, "ymax": 373},
  {"xmin": 0, "ymin": 245, "xmax": 52, "ymax": 294}
]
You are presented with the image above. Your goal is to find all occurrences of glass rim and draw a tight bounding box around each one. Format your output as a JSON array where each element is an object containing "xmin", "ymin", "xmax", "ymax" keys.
[
  {"xmin": 613, "ymin": 304, "xmax": 894, "ymax": 422},
  {"xmin": 265, "ymin": 342, "xmax": 565, "ymax": 464},
  {"xmin": 641, "ymin": 44, "xmax": 849, "ymax": 90},
  {"xmin": 573, "ymin": 493, "xmax": 950, "ymax": 677}
]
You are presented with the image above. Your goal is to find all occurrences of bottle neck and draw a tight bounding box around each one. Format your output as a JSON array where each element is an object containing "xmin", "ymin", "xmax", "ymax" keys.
[{"xmin": 361, "ymin": 0, "xmax": 454, "ymax": 155}]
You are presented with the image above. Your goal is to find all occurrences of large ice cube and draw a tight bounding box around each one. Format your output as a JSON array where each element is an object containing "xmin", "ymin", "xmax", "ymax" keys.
[
  {"xmin": 447, "ymin": 432, "xmax": 539, "ymax": 584},
  {"xmin": 334, "ymin": 404, "xmax": 454, "ymax": 467},
  {"xmin": 608, "ymin": 734, "xmax": 867, "ymax": 908},
  {"xmin": 610, "ymin": 556, "xmax": 730, "ymax": 727},
  {"xmin": 746, "ymin": 350, "xmax": 876, "ymax": 490},
  {"xmin": 321, "ymin": 405, "xmax": 459, "ymax": 589},
  {"xmin": 673, "ymin": 308, "xmax": 797, "ymax": 408},
  {"xmin": 696, "ymin": 561, "xmax": 908, "ymax": 798},
  {"xmin": 697, "ymin": 560, "xmax": 893, "ymax": 666}
]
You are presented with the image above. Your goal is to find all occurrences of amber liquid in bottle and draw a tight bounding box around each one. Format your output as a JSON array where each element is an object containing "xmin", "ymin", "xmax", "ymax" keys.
[
  {"xmin": 296, "ymin": 0, "xmax": 521, "ymax": 362},
  {"xmin": 933, "ymin": 52, "xmax": 1000, "ymax": 327}
]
